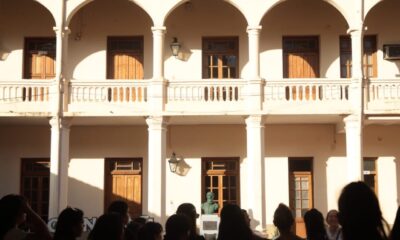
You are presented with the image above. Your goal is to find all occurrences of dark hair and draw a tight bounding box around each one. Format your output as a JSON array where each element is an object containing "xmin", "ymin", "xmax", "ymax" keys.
[
  {"xmin": 138, "ymin": 222, "xmax": 163, "ymax": 240},
  {"xmin": 273, "ymin": 203, "xmax": 294, "ymax": 232},
  {"xmin": 54, "ymin": 207, "xmax": 84, "ymax": 240},
  {"xmin": 107, "ymin": 200, "xmax": 128, "ymax": 216},
  {"xmin": 217, "ymin": 204, "xmax": 252, "ymax": 240},
  {"xmin": 390, "ymin": 206, "xmax": 400, "ymax": 240},
  {"xmin": 88, "ymin": 213, "xmax": 124, "ymax": 240},
  {"xmin": 164, "ymin": 214, "xmax": 190, "ymax": 240},
  {"xmin": 338, "ymin": 181, "xmax": 389, "ymax": 240},
  {"xmin": 176, "ymin": 203, "xmax": 199, "ymax": 238},
  {"xmin": 0, "ymin": 194, "xmax": 26, "ymax": 239},
  {"xmin": 304, "ymin": 208, "xmax": 327, "ymax": 240}
]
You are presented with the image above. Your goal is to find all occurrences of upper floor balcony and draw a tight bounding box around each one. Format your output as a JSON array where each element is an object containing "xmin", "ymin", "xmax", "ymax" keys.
[
  {"xmin": 2, "ymin": 77, "xmax": 400, "ymax": 117},
  {"xmin": 0, "ymin": 0, "xmax": 399, "ymax": 119}
]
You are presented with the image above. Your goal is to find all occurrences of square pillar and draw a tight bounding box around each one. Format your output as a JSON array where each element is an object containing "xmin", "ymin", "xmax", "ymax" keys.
[{"xmin": 344, "ymin": 115, "xmax": 363, "ymax": 182}]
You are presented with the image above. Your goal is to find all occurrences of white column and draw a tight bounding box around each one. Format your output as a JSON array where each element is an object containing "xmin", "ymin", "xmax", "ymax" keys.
[
  {"xmin": 145, "ymin": 116, "xmax": 167, "ymax": 223},
  {"xmin": 150, "ymin": 26, "xmax": 166, "ymax": 112},
  {"xmin": 53, "ymin": 27, "xmax": 70, "ymax": 114},
  {"xmin": 246, "ymin": 26, "xmax": 263, "ymax": 111},
  {"xmin": 245, "ymin": 115, "xmax": 265, "ymax": 231},
  {"xmin": 48, "ymin": 117, "xmax": 71, "ymax": 218},
  {"xmin": 348, "ymin": 27, "xmax": 364, "ymax": 116},
  {"xmin": 344, "ymin": 115, "xmax": 363, "ymax": 182}
]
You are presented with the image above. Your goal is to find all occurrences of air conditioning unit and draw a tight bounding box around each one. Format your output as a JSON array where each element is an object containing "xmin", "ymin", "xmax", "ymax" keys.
[{"xmin": 383, "ymin": 44, "xmax": 400, "ymax": 60}]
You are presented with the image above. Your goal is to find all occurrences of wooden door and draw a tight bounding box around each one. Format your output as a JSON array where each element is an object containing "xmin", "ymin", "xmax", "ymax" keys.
[
  {"xmin": 283, "ymin": 37, "xmax": 319, "ymax": 100},
  {"xmin": 105, "ymin": 159, "xmax": 142, "ymax": 218},
  {"xmin": 202, "ymin": 158, "xmax": 240, "ymax": 214},
  {"xmin": 289, "ymin": 158, "xmax": 313, "ymax": 239},
  {"xmin": 24, "ymin": 38, "xmax": 56, "ymax": 79},
  {"xmin": 21, "ymin": 158, "xmax": 50, "ymax": 221},
  {"xmin": 107, "ymin": 37, "xmax": 144, "ymax": 80}
]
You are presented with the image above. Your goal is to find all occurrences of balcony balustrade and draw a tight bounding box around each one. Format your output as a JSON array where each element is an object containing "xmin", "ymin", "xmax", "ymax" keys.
[
  {"xmin": 1, "ymin": 78, "xmax": 400, "ymax": 116},
  {"xmin": 366, "ymin": 78, "xmax": 400, "ymax": 113},
  {"xmin": 166, "ymin": 79, "xmax": 246, "ymax": 114},
  {"xmin": 264, "ymin": 79, "xmax": 352, "ymax": 114},
  {"xmin": 0, "ymin": 80, "xmax": 54, "ymax": 114}
]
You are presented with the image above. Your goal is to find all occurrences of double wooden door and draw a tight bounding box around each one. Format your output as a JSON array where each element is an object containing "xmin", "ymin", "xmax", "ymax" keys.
[
  {"xmin": 283, "ymin": 36, "xmax": 319, "ymax": 100},
  {"xmin": 105, "ymin": 158, "xmax": 142, "ymax": 218},
  {"xmin": 24, "ymin": 38, "xmax": 56, "ymax": 79}
]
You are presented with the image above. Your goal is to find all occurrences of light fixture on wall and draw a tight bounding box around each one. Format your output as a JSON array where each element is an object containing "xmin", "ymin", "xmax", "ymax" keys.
[
  {"xmin": 0, "ymin": 47, "xmax": 10, "ymax": 61},
  {"xmin": 170, "ymin": 37, "xmax": 181, "ymax": 58},
  {"xmin": 168, "ymin": 152, "xmax": 181, "ymax": 173}
]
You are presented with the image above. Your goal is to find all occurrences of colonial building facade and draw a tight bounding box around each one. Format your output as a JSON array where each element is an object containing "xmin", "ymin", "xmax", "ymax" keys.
[{"xmin": 0, "ymin": 0, "xmax": 399, "ymax": 237}]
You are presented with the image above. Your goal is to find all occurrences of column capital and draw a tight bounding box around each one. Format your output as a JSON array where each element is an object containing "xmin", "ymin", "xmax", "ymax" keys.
[
  {"xmin": 245, "ymin": 115, "xmax": 265, "ymax": 127},
  {"xmin": 146, "ymin": 116, "xmax": 169, "ymax": 130},
  {"xmin": 49, "ymin": 117, "xmax": 72, "ymax": 130},
  {"xmin": 53, "ymin": 26, "xmax": 71, "ymax": 36},
  {"xmin": 247, "ymin": 25, "xmax": 262, "ymax": 34},
  {"xmin": 151, "ymin": 26, "xmax": 166, "ymax": 34},
  {"xmin": 343, "ymin": 114, "xmax": 362, "ymax": 129}
]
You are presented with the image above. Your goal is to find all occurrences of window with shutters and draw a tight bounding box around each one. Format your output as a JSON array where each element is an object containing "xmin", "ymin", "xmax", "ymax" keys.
[
  {"xmin": 363, "ymin": 157, "xmax": 378, "ymax": 194},
  {"xmin": 24, "ymin": 38, "xmax": 56, "ymax": 79}
]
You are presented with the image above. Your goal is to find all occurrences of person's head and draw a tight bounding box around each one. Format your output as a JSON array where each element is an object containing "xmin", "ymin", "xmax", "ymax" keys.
[
  {"xmin": 338, "ymin": 181, "xmax": 388, "ymax": 240},
  {"xmin": 125, "ymin": 221, "xmax": 142, "ymax": 240},
  {"xmin": 107, "ymin": 200, "xmax": 129, "ymax": 225},
  {"xmin": 176, "ymin": 203, "xmax": 200, "ymax": 237},
  {"xmin": 206, "ymin": 192, "xmax": 215, "ymax": 203},
  {"xmin": 326, "ymin": 209, "xmax": 339, "ymax": 229},
  {"xmin": 304, "ymin": 208, "xmax": 326, "ymax": 240},
  {"xmin": 241, "ymin": 209, "xmax": 251, "ymax": 227},
  {"xmin": 54, "ymin": 207, "xmax": 84, "ymax": 240},
  {"xmin": 88, "ymin": 213, "xmax": 124, "ymax": 240},
  {"xmin": 273, "ymin": 203, "xmax": 294, "ymax": 233},
  {"xmin": 164, "ymin": 214, "xmax": 190, "ymax": 240},
  {"xmin": 138, "ymin": 222, "xmax": 163, "ymax": 240},
  {"xmin": 218, "ymin": 204, "xmax": 252, "ymax": 240},
  {"xmin": 0, "ymin": 194, "xmax": 27, "ymax": 238}
]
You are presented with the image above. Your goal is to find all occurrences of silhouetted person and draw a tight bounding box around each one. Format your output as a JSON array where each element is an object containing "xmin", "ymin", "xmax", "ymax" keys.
[
  {"xmin": 138, "ymin": 222, "xmax": 163, "ymax": 240},
  {"xmin": 0, "ymin": 194, "xmax": 52, "ymax": 240},
  {"xmin": 164, "ymin": 214, "xmax": 191, "ymax": 240},
  {"xmin": 241, "ymin": 209, "xmax": 267, "ymax": 240},
  {"xmin": 273, "ymin": 203, "xmax": 303, "ymax": 240},
  {"xmin": 390, "ymin": 206, "xmax": 400, "ymax": 240},
  {"xmin": 217, "ymin": 204, "xmax": 253, "ymax": 240},
  {"xmin": 108, "ymin": 200, "xmax": 130, "ymax": 226},
  {"xmin": 88, "ymin": 212, "xmax": 124, "ymax": 240},
  {"xmin": 325, "ymin": 210, "xmax": 342, "ymax": 240},
  {"xmin": 304, "ymin": 208, "xmax": 327, "ymax": 240},
  {"xmin": 54, "ymin": 207, "xmax": 84, "ymax": 240},
  {"xmin": 338, "ymin": 181, "xmax": 389, "ymax": 240},
  {"xmin": 176, "ymin": 203, "xmax": 205, "ymax": 240}
]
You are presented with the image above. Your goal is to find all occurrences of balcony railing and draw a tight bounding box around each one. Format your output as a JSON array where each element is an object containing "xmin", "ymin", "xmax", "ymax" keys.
[
  {"xmin": 68, "ymin": 80, "xmax": 149, "ymax": 114},
  {"xmin": 264, "ymin": 79, "xmax": 351, "ymax": 113},
  {"xmin": 366, "ymin": 78, "xmax": 400, "ymax": 113},
  {"xmin": 166, "ymin": 79, "xmax": 247, "ymax": 113},
  {"xmin": 2, "ymin": 78, "xmax": 400, "ymax": 116},
  {"xmin": 0, "ymin": 80, "xmax": 54, "ymax": 113}
]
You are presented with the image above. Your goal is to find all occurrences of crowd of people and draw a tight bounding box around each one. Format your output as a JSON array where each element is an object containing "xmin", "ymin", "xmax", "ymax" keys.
[{"xmin": 0, "ymin": 181, "xmax": 399, "ymax": 240}]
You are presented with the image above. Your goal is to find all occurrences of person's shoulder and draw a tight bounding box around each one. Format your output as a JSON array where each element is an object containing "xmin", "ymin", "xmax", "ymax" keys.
[{"xmin": 3, "ymin": 228, "xmax": 29, "ymax": 240}]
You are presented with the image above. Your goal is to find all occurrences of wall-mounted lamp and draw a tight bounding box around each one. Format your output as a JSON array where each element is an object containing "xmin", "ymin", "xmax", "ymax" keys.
[
  {"xmin": 170, "ymin": 37, "xmax": 181, "ymax": 58},
  {"xmin": 168, "ymin": 152, "xmax": 181, "ymax": 173},
  {"xmin": 0, "ymin": 49, "xmax": 10, "ymax": 61}
]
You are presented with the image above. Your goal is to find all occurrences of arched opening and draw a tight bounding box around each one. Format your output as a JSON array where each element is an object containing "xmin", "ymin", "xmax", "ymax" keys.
[
  {"xmin": 259, "ymin": 0, "xmax": 348, "ymax": 79},
  {"xmin": 365, "ymin": 0, "xmax": 400, "ymax": 78},
  {"xmin": 164, "ymin": 0, "xmax": 248, "ymax": 80},
  {"xmin": 0, "ymin": 0, "xmax": 55, "ymax": 80},
  {"xmin": 68, "ymin": 0, "xmax": 153, "ymax": 80}
]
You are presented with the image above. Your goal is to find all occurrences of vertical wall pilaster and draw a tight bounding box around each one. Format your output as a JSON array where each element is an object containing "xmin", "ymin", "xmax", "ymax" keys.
[
  {"xmin": 246, "ymin": 26, "xmax": 263, "ymax": 111},
  {"xmin": 245, "ymin": 115, "xmax": 265, "ymax": 231},
  {"xmin": 48, "ymin": 117, "xmax": 71, "ymax": 218},
  {"xmin": 146, "ymin": 116, "xmax": 167, "ymax": 223},
  {"xmin": 344, "ymin": 115, "xmax": 363, "ymax": 182}
]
